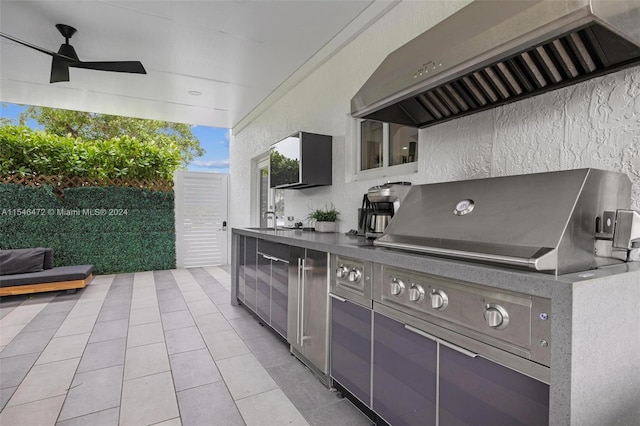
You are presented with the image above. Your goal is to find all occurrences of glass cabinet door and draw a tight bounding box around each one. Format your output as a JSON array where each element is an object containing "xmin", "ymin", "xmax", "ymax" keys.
[
  {"xmin": 330, "ymin": 297, "xmax": 372, "ymax": 406},
  {"xmin": 439, "ymin": 344, "xmax": 549, "ymax": 426},
  {"xmin": 373, "ymin": 312, "xmax": 437, "ymax": 426},
  {"xmin": 270, "ymin": 259, "xmax": 288, "ymax": 338},
  {"xmin": 236, "ymin": 236, "xmax": 245, "ymax": 302},
  {"xmin": 256, "ymin": 253, "xmax": 271, "ymax": 322},
  {"xmin": 243, "ymin": 237, "xmax": 257, "ymax": 311}
]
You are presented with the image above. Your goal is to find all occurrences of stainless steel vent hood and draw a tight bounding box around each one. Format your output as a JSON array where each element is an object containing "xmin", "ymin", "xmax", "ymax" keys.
[{"xmin": 351, "ymin": 0, "xmax": 640, "ymax": 128}]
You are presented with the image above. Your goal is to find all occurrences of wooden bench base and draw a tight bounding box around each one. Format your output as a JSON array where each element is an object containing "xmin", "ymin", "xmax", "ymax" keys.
[{"xmin": 0, "ymin": 274, "xmax": 94, "ymax": 297}]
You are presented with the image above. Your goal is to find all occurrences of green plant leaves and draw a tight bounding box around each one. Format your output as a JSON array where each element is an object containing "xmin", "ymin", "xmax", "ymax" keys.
[
  {"xmin": 0, "ymin": 184, "xmax": 175, "ymax": 274},
  {"xmin": 0, "ymin": 125, "xmax": 181, "ymax": 180}
]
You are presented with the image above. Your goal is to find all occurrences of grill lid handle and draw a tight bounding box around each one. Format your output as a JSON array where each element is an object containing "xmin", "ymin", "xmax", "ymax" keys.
[{"xmin": 613, "ymin": 210, "xmax": 640, "ymax": 250}]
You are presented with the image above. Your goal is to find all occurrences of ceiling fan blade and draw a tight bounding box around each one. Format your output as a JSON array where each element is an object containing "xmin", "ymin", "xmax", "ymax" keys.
[
  {"xmin": 50, "ymin": 56, "xmax": 70, "ymax": 83},
  {"xmin": 1, "ymin": 32, "xmax": 57, "ymax": 57},
  {"xmin": 70, "ymin": 61, "xmax": 147, "ymax": 74},
  {"xmin": 1, "ymin": 32, "xmax": 79, "ymax": 62}
]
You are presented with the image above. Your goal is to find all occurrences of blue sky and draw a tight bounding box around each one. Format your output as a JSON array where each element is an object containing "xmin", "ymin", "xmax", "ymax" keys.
[{"xmin": 0, "ymin": 103, "xmax": 230, "ymax": 174}]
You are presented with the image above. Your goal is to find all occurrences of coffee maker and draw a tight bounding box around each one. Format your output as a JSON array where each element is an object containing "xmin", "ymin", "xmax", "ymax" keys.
[{"xmin": 358, "ymin": 182, "xmax": 411, "ymax": 238}]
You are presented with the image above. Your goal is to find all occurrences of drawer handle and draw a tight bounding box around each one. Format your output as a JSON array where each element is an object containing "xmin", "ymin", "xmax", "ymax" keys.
[
  {"xmin": 404, "ymin": 324, "xmax": 436, "ymax": 341},
  {"xmin": 404, "ymin": 324, "xmax": 479, "ymax": 358},
  {"xmin": 438, "ymin": 339, "xmax": 478, "ymax": 358},
  {"xmin": 329, "ymin": 293, "xmax": 347, "ymax": 302}
]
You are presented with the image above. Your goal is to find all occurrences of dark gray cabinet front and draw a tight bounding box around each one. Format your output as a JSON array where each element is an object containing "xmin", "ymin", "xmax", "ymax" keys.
[
  {"xmin": 270, "ymin": 259, "xmax": 288, "ymax": 337},
  {"xmin": 373, "ymin": 312, "xmax": 437, "ymax": 426},
  {"xmin": 256, "ymin": 253, "xmax": 271, "ymax": 322},
  {"xmin": 243, "ymin": 237, "xmax": 257, "ymax": 311},
  {"xmin": 236, "ymin": 235, "xmax": 246, "ymax": 303},
  {"xmin": 439, "ymin": 345, "xmax": 549, "ymax": 426},
  {"xmin": 254, "ymin": 240, "xmax": 289, "ymax": 339},
  {"xmin": 330, "ymin": 297, "xmax": 372, "ymax": 406}
]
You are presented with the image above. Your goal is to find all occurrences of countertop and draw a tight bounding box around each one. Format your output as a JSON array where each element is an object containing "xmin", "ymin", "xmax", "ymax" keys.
[{"xmin": 232, "ymin": 227, "xmax": 640, "ymax": 299}]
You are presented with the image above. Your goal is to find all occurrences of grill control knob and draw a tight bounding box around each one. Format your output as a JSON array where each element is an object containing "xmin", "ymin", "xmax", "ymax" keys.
[
  {"xmin": 409, "ymin": 284, "xmax": 425, "ymax": 303},
  {"xmin": 390, "ymin": 278, "xmax": 405, "ymax": 296},
  {"xmin": 483, "ymin": 304, "xmax": 509, "ymax": 329},
  {"xmin": 336, "ymin": 265, "xmax": 349, "ymax": 279},
  {"xmin": 347, "ymin": 268, "xmax": 362, "ymax": 283},
  {"xmin": 430, "ymin": 289, "xmax": 448, "ymax": 310}
]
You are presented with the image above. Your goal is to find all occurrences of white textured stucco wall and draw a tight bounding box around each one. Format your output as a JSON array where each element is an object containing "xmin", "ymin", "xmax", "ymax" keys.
[{"xmin": 230, "ymin": 1, "xmax": 640, "ymax": 232}]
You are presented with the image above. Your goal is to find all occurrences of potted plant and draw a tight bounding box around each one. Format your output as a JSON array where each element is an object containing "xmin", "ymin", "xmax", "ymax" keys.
[{"xmin": 308, "ymin": 205, "xmax": 340, "ymax": 233}]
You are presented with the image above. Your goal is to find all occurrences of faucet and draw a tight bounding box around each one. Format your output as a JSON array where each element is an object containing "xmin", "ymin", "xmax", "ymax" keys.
[{"xmin": 264, "ymin": 211, "xmax": 278, "ymax": 230}]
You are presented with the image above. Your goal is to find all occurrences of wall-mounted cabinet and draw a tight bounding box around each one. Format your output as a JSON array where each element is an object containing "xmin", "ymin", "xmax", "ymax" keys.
[{"xmin": 270, "ymin": 131, "xmax": 332, "ymax": 189}]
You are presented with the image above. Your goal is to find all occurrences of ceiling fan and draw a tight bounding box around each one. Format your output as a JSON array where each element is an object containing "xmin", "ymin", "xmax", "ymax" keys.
[{"xmin": 0, "ymin": 24, "xmax": 146, "ymax": 83}]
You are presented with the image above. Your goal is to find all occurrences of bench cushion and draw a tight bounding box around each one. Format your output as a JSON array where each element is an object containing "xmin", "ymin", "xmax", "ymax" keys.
[
  {"xmin": 0, "ymin": 265, "xmax": 95, "ymax": 287},
  {"xmin": 0, "ymin": 248, "xmax": 46, "ymax": 276}
]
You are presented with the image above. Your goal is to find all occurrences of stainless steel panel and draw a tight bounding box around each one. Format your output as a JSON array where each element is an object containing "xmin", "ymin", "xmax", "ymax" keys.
[
  {"xmin": 330, "ymin": 255, "xmax": 373, "ymax": 308},
  {"xmin": 531, "ymin": 297, "xmax": 552, "ymax": 367},
  {"xmin": 377, "ymin": 265, "xmax": 534, "ymax": 350},
  {"xmin": 288, "ymin": 246, "xmax": 304, "ymax": 350},
  {"xmin": 288, "ymin": 247, "xmax": 329, "ymax": 377},
  {"xmin": 302, "ymin": 249, "xmax": 329, "ymax": 374},
  {"xmin": 351, "ymin": 0, "xmax": 640, "ymax": 128}
]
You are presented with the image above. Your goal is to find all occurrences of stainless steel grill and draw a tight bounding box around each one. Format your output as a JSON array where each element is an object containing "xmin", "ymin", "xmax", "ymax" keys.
[{"xmin": 374, "ymin": 169, "xmax": 640, "ymax": 275}]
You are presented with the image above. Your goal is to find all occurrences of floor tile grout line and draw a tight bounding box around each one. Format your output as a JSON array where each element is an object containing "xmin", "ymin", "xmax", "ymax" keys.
[{"xmin": 53, "ymin": 405, "xmax": 120, "ymax": 425}]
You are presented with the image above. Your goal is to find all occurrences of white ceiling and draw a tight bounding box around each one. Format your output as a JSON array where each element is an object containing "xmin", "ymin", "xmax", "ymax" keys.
[{"xmin": 0, "ymin": 0, "xmax": 396, "ymax": 130}]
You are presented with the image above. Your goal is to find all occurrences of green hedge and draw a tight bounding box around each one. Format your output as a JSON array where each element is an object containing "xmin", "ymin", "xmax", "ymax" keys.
[
  {"xmin": 0, "ymin": 125, "xmax": 181, "ymax": 180},
  {"xmin": 0, "ymin": 184, "xmax": 175, "ymax": 274}
]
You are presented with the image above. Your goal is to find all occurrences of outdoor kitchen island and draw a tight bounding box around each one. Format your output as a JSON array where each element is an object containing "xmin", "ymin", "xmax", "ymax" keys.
[{"xmin": 231, "ymin": 227, "xmax": 640, "ymax": 426}]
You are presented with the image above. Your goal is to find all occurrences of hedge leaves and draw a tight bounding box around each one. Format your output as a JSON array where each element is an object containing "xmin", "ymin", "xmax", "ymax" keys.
[
  {"xmin": 0, "ymin": 185, "xmax": 176, "ymax": 274},
  {"xmin": 0, "ymin": 125, "xmax": 181, "ymax": 180}
]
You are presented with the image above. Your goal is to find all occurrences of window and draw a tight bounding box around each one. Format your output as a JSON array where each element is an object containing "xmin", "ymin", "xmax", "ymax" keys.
[
  {"xmin": 356, "ymin": 119, "xmax": 418, "ymax": 178},
  {"xmin": 253, "ymin": 155, "xmax": 285, "ymax": 228}
]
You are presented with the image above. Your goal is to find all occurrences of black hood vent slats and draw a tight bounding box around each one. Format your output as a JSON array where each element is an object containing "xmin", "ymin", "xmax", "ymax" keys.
[{"xmin": 359, "ymin": 23, "xmax": 640, "ymax": 128}]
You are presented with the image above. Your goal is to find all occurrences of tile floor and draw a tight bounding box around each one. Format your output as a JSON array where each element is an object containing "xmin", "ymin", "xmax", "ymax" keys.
[{"xmin": 0, "ymin": 266, "xmax": 372, "ymax": 426}]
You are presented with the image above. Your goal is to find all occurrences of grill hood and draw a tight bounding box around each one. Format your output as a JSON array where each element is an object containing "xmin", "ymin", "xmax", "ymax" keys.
[
  {"xmin": 374, "ymin": 169, "xmax": 639, "ymax": 275},
  {"xmin": 351, "ymin": 0, "xmax": 640, "ymax": 128}
]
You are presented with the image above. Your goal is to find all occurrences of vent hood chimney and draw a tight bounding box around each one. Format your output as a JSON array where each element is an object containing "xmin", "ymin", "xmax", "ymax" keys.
[{"xmin": 351, "ymin": 0, "xmax": 640, "ymax": 128}]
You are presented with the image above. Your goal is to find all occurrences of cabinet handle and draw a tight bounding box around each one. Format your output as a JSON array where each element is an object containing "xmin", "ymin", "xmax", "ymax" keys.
[
  {"xmin": 404, "ymin": 324, "xmax": 437, "ymax": 341},
  {"xmin": 438, "ymin": 339, "xmax": 479, "ymax": 358},
  {"xmin": 297, "ymin": 258, "xmax": 302, "ymax": 345},
  {"xmin": 300, "ymin": 258, "xmax": 306, "ymax": 347},
  {"xmin": 329, "ymin": 293, "xmax": 347, "ymax": 302}
]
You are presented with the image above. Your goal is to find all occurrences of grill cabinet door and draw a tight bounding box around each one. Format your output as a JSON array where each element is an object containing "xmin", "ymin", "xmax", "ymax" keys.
[
  {"xmin": 439, "ymin": 344, "xmax": 549, "ymax": 426},
  {"xmin": 330, "ymin": 297, "xmax": 372, "ymax": 406},
  {"xmin": 373, "ymin": 312, "xmax": 437, "ymax": 426}
]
